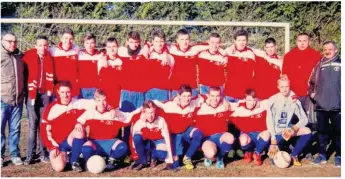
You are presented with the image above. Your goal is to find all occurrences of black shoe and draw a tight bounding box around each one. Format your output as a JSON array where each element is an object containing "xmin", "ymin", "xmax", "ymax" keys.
[
  {"xmin": 133, "ymin": 163, "xmax": 149, "ymax": 171},
  {"xmin": 24, "ymin": 156, "xmax": 34, "ymax": 165},
  {"xmin": 105, "ymin": 158, "xmax": 118, "ymax": 171},
  {"xmin": 72, "ymin": 162, "xmax": 83, "ymax": 172}
]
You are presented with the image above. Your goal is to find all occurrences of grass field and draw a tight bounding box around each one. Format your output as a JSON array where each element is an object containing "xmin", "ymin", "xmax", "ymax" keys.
[{"xmin": 1, "ymin": 119, "xmax": 341, "ymax": 177}]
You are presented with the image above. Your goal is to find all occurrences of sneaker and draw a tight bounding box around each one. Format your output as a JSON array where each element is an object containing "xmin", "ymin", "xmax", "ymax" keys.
[
  {"xmin": 291, "ymin": 156, "xmax": 302, "ymax": 166},
  {"xmin": 312, "ymin": 154, "xmax": 327, "ymax": 165},
  {"xmin": 227, "ymin": 149, "xmax": 235, "ymax": 158},
  {"xmin": 11, "ymin": 157, "xmax": 23, "ymax": 166},
  {"xmin": 105, "ymin": 158, "xmax": 118, "ymax": 171},
  {"xmin": 334, "ymin": 156, "xmax": 341, "ymax": 168},
  {"xmin": 130, "ymin": 160, "xmax": 140, "ymax": 170},
  {"xmin": 236, "ymin": 149, "xmax": 244, "ymax": 158},
  {"xmin": 24, "ymin": 156, "xmax": 34, "ymax": 165},
  {"xmin": 243, "ymin": 152, "xmax": 253, "ymax": 163},
  {"xmin": 253, "ymin": 152, "xmax": 263, "ymax": 166},
  {"xmin": 216, "ymin": 159, "xmax": 225, "ymax": 169},
  {"xmin": 72, "ymin": 162, "xmax": 83, "ymax": 172},
  {"xmin": 204, "ymin": 158, "xmax": 212, "ymax": 167},
  {"xmin": 305, "ymin": 153, "xmax": 314, "ymax": 161},
  {"xmin": 163, "ymin": 163, "xmax": 180, "ymax": 172},
  {"xmin": 39, "ymin": 155, "xmax": 50, "ymax": 164},
  {"xmin": 183, "ymin": 156, "xmax": 194, "ymax": 170}
]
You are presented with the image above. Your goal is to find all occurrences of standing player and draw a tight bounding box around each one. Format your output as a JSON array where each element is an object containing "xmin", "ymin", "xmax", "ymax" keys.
[
  {"xmin": 23, "ymin": 36, "xmax": 54, "ymax": 165},
  {"xmin": 153, "ymin": 85, "xmax": 204, "ymax": 170},
  {"xmin": 195, "ymin": 87, "xmax": 234, "ymax": 169},
  {"xmin": 167, "ymin": 29, "xmax": 208, "ymax": 98},
  {"xmin": 79, "ymin": 90, "xmax": 140, "ymax": 170},
  {"xmin": 282, "ymin": 33, "xmax": 321, "ymax": 111},
  {"xmin": 266, "ymin": 75, "xmax": 312, "ymax": 166},
  {"xmin": 197, "ymin": 33, "xmax": 227, "ymax": 94},
  {"xmin": 49, "ymin": 28, "xmax": 80, "ymax": 97},
  {"xmin": 131, "ymin": 100, "xmax": 174, "ymax": 170},
  {"xmin": 229, "ymin": 89, "xmax": 270, "ymax": 166},
  {"xmin": 99, "ymin": 37, "xmax": 122, "ymax": 108},
  {"xmin": 40, "ymin": 81, "xmax": 86, "ymax": 172},
  {"xmin": 309, "ymin": 41, "xmax": 341, "ymax": 167},
  {"xmin": 252, "ymin": 38, "xmax": 282, "ymax": 99},
  {"xmin": 77, "ymin": 32, "xmax": 103, "ymax": 99},
  {"xmin": 144, "ymin": 29, "xmax": 175, "ymax": 102},
  {"xmin": 224, "ymin": 29, "xmax": 256, "ymax": 102}
]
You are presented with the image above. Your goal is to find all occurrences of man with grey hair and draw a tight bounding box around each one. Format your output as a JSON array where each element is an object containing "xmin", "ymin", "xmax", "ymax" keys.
[
  {"xmin": 1, "ymin": 32, "xmax": 26, "ymax": 166},
  {"xmin": 309, "ymin": 40, "xmax": 341, "ymax": 167}
]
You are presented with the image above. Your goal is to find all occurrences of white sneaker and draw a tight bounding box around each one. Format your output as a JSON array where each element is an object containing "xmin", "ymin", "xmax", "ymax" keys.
[{"xmin": 11, "ymin": 157, "xmax": 23, "ymax": 166}]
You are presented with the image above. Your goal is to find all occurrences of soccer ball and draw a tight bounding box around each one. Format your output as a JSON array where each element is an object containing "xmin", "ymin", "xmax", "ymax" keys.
[
  {"xmin": 86, "ymin": 155, "xmax": 106, "ymax": 174},
  {"xmin": 273, "ymin": 151, "xmax": 291, "ymax": 168}
]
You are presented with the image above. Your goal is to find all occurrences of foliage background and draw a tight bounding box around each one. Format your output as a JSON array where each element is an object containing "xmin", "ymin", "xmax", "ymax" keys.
[{"xmin": 1, "ymin": 1, "xmax": 341, "ymax": 55}]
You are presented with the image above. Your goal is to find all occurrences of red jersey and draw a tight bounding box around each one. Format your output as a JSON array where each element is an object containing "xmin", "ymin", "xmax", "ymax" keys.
[
  {"xmin": 118, "ymin": 47, "xmax": 150, "ymax": 92},
  {"xmin": 99, "ymin": 55, "xmax": 123, "ymax": 108},
  {"xmin": 40, "ymin": 99, "xmax": 87, "ymax": 150},
  {"xmin": 195, "ymin": 102, "xmax": 233, "ymax": 137},
  {"xmin": 23, "ymin": 48, "xmax": 54, "ymax": 100},
  {"xmin": 146, "ymin": 49, "xmax": 174, "ymax": 90},
  {"xmin": 282, "ymin": 47, "xmax": 321, "ymax": 96},
  {"xmin": 49, "ymin": 42, "xmax": 80, "ymax": 97},
  {"xmin": 225, "ymin": 49, "xmax": 256, "ymax": 98},
  {"xmin": 254, "ymin": 54, "xmax": 281, "ymax": 99},
  {"xmin": 229, "ymin": 102, "xmax": 267, "ymax": 133},
  {"xmin": 197, "ymin": 49, "xmax": 227, "ymax": 87},
  {"xmin": 154, "ymin": 96, "xmax": 204, "ymax": 134},
  {"xmin": 168, "ymin": 44, "xmax": 208, "ymax": 90},
  {"xmin": 77, "ymin": 49, "xmax": 102, "ymax": 88}
]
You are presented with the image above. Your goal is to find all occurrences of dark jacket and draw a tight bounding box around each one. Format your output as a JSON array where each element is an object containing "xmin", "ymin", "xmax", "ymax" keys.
[
  {"xmin": 1, "ymin": 45, "xmax": 26, "ymax": 106},
  {"xmin": 308, "ymin": 55, "xmax": 341, "ymax": 111}
]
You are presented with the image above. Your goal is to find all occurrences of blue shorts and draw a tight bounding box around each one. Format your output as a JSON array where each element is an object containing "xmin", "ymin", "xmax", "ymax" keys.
[
  {"xmin": 199, "ymin": 84, "xmax": 224, "ymax": 95},
  {"xmin": 171, "ymin": 126, "xmax": 195, "ymax": 156},
  {"xmin": 92, "ymin": 139, "xmax": 119, "ymax": 157},
  {"xmin": 79, "ymin": 88, "xmax": 97, "ymax": 99},
  {"xmin": 59, "ymin": 140, "xmax": 72, "ymax": 152},
  {"xmin": 204, "ymin": 133, "xmax": 225, "ymax": 147},
  {"xmin": 275, "ymin": 134, "xmax": 299, "ymax": 148},
  {"xmin": 120, "ymin": 89, "xmax": 145, "ymax": 112},
  {"xmin": 145, "ymin": 88, "xmax": 169, "ymax": 102},
  {"xmin": 170, "ymin": 88, "xmax": 198, "ymax": 99},
  {"xmin": 225, "ymin": 96, "xmax": 241, "ymax": 103}
]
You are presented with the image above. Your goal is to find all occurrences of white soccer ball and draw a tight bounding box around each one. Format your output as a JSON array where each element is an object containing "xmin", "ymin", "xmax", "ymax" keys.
[
  {"xmin": 86, "ymin": 155, "xmax": 106, "ymax": 174},
  {"xmin": 273, "ymin": 151, "xmax": 291, "ymax": 168}
]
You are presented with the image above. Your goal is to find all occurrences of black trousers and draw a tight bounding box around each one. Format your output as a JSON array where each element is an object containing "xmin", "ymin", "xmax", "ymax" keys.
[{"xmin": 316, "ymin": 111, "xmax": 341, "ymax": 157}]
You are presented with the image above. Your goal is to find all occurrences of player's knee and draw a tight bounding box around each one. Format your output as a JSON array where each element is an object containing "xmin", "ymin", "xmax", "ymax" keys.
[
  {"xmin": 239, "ymin": 134, "xmax": 250, "ymax": 146},
  {"xmin": 299, "ymin": 127, "xmax": 311, "ymax": 135},
  {"xmin": 202, "ymin": 141, "xmax": 217, "ymax": 158},
  {"xmin": 112, "ymin": 142, "xmax": 128, "ymax": 159},
  {"xmin": 153, "ymin": 150, "xmax": 167, "ymax": 161},
  {"xmin": 259, "ymin": 131, "xmax": 271, "ymax": 141},
  {"xmin": 51, "ymin": 159, "xmax": 66, "ymax": 172},
  {"xmin": 221, "ymin": 132, "xmax": 235, "ymax": 144},
  {"xmin": 191, "ymin": 129, "xmax": 203, "ymax": 141},
  {"xmin": 133, "ymin": 133, "xmax": 143, "ymax": 143}
]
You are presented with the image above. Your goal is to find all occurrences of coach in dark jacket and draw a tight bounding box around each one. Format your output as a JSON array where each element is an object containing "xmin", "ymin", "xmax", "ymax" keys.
[
  {"xmin": 1, "ymin": 32, "xmax": 26, "ymax": 167},
  {"xmin": 308, "ymin": 40, "xmax": 341, "ymax": 167}
]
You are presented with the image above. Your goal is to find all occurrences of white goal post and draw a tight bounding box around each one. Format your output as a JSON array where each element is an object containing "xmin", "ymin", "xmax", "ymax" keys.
[{"xmin": 0, "ymin": 18, "xmax": 290, "ymax": 53}]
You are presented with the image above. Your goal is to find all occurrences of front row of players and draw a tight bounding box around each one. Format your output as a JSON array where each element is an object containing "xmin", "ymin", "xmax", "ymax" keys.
[{"xmin": 41, "ymin": 75, "xmax": 311, "ymax": 172}]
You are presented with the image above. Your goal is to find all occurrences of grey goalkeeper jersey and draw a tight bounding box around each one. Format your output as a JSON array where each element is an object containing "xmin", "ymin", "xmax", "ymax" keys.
[{"xmin": 266, "ymin": 92, "xmax": 309, "ymax": 140}]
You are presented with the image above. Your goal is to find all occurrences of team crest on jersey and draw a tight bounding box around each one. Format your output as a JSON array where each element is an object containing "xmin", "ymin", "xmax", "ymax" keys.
[
  {"xmin": 92, "ymin": 60, "xmax": 96, "ymax": 63},
  {"xmin": 216, "ymin": 113, "xmax": 224, "ymax": 118},
  {"xmin": 105, "ymin": 120, "xmax": 113, "ymax": 125},
  {"xmin": 185, "ymin": 56, "xmax": 193, "ymax": 59},
  {"xmin": 183, "ymin": 113, "xmax": 193, "ymax": 118},
  {"xmin": 149, "ymin": 127, "xmax": 160, "ymax": 132},
  {"xmin": 334, "ymin": 66, "xmax": 340, "ymax": 71},
  {"xmin": 116, "ymin": 66, "xmax": 122, "ymax": 70},
  {"xmin": 66, "ymin": 109, "xmax": 76, "ymax": 114},
  {"xmin": 241, "ymin": 57, "xmax": 248, "ymax": 62},
  {"xmin": 255, "ymin": 113, "xmax": 262, "ymax": 118}
]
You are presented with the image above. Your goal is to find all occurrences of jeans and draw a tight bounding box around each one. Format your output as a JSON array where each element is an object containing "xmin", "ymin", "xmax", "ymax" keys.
[
  {"xmin": 26, "ymin": 93, "xmax": 50, "ymax": 158},
  {"xmin": 1, "ymin": 101, "xmax": 23, "ymax": 158}
]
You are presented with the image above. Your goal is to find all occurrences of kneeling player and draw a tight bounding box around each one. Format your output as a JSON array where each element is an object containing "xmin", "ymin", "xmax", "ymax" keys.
[
  {"xmin": 266, "ymin": 75, "xmax": 312, "ymax": 166},
  {"xmin": 78, "ymin": 89, "xmax": 140, "ymax": 170},
  {"xmin": 131, "ymin": 100, "xmax": 173, "ymax": 170},
  {"xmin": 195, "ymin": 87, "xmax": 234, "ymax": 169},
  {"xmin": 40, "ymin": 81, "xmax": 87, "ymax": 172},
  {"xmin": 230, "ymin": 89, "xmax": 270, "ymax": 165}
]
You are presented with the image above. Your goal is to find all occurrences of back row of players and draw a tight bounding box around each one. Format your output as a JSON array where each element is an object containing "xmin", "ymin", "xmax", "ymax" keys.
[{"xmin": 15, "ymin": 27, "xmax": 340, "ymax": 171}]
